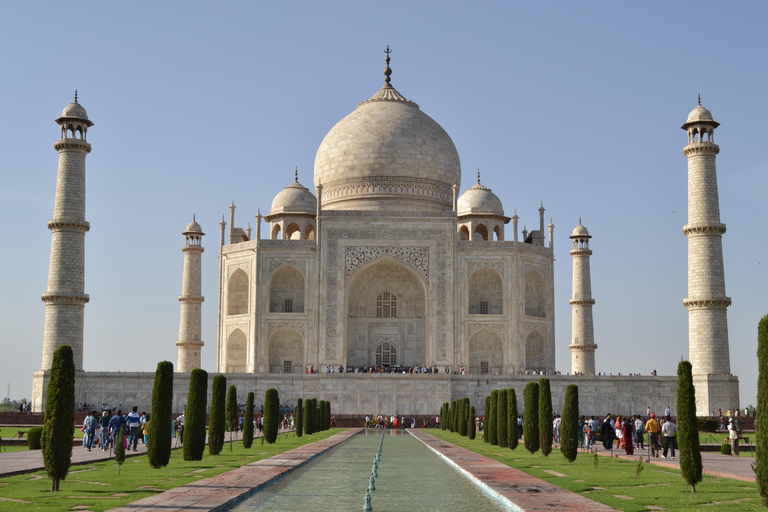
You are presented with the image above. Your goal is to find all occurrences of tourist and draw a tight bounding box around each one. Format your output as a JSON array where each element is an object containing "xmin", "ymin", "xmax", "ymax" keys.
[
  {"xmin": 142, "ymin": 413, "xmax": 150, "ymax": 447},
  {"xmin": 84, "ymin": 411, "xmax": 99, "ymax": 451},
  {"xmin": 177, "ymin": 410, "xmax": 186, "ymax": 444},
  {"xmin": 139, "ymin": 411, "xmax": 147, "ymax": 444},
  {"xmin": 99, "ymin": 410, "xmax": 111, "ymax": 450},
  {"xmin": 622, "ymin": 417, "xmax": 634, "ymax": 455},
  {"xmin": 661, "ymin": 415, "xmax": 676, "ymax": 459},
  {"xmin": 553, "ymin": 415, "xmax": 561, "ymax": 445},
  {"xmin": 665, "ymin": 406, "xmax": 670, "ymax": 417},
  {"xmin": 633, "ymin": 415, "xmax": 645, "ymax": 449},
  {"xmin": 728, "ymin": 418, "xmax": 740, "ymax": 457},
  {"xmin": 108, "ymin": 409, "xmax": 126, "ymax": 451},
  {"xmin": 584, "ymin": 423, "xmax": 595, "ymax": 452},
  {"xmin": 127, "ymin": 406, "xmax": 141, "ymax": 451},
  {"xmin": 435, "ymin": 415, "xmax": 440, "ymax": 428},
  {"xmin": 645, "ymin": 413, "xmax": 661, "ymax": 458},
  {"xmin": 601, "ymin": 415, "xmax": 614, "ymax": 450},
  {"xmin": 614, "ymin": 416, "xmax": 624, "ymax": 449},
  {"xmin": 410, "ymin": 416, "xmax": 416, "ymax": 429}
]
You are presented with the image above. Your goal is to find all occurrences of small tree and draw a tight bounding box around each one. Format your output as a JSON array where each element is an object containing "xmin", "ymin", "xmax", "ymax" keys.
[
  {"xmin": 27, "ymin": 426, "xmax": 43, "ymax": 450},
  {"xmin": 758, "ymin": 314, "xmax": 768, "ymax": 505},
  {"xmin": 458, "ymin": 398, "xmax": 468, "ymax": 436},
  {"xmin": 226, "ymin": 384, "xmax": 238, "ymax": 451},
  {"xmin": 148, "ymin": 361, "xmax": 173, "ymax": 468},
  {"xmin": 184, "ymin": 368, "xmax": 208, "ymax": 461},
  {"xmin": 243, "ymin": 392, "xmax": 254, "ymax": 448},
  {"xmin": 325, "ymin": 400, "xmax": 331, "ymax": 430},
  {"xmin": 449, "ymin": 400, "xmax": 456, "ymax": 432},
  {"xmin": 483, "ymin": 396, "xmax": 490, "ymax": 442},
  {"xmin": 114, "ymin": 426, "xmax": 126, "ymax": 475},
  {"xmin": 314, "ymin": 398, "xmax": 320, "ymax": 434},
  {"xmin": 497, "ymin": 389, "xmax": 508, "ymax": 448},
  {"xmin": 304, "ymin": 398, "xmax": 314, "ymax": 435},
  {"xmin": 296, "ymin": 398, "xmax": 304, "ymax": 438},
  {"xmin": 441, "ymin": 402, "xmax": 447, "ymax": 430},
  {"xmin": 560, "ymin": 384, "xmax": 579, "ymax": 462},
  {"xmin": 468, "ymin": 405, "xmax": 477, "ymax": 440},
  {"xmin": 489, "ymin": 390, "xmax": 498, "ymax": 445},
  {"xmin": 539, "ymin": 378, "xmax": 553, "ymax": 457},
  {"xmin": 208, "ymin": 375, "xmax": 227, "ymax": 455},
  {"xmin": 42, "ymin": 344, "xmax": 75, "ymax": 491},
  {"xmin": 524, "ymin": 381, "xmax": 540, "ymax": 454},
  {"xmin": 677, "ymin": 361, "xmax": 702, "ymax": 492},
  {"xmin": 264, "ymin": 388, "xmax": 280, "ymax": 443},
  {"xmin": 508, "ymin": 387, "xmax": 519, "ymax": 450}
]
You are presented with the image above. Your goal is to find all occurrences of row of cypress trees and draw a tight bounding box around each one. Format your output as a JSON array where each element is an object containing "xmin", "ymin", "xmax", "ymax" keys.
[{"xmin": 301, "ymin": 398, "xmax": 332, "ymax": 436}]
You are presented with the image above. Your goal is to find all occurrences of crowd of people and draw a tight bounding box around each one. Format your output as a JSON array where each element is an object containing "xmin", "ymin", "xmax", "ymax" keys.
[{"xmin": 79, "ymin": 406, "xmax": 150, "ymax": 452}]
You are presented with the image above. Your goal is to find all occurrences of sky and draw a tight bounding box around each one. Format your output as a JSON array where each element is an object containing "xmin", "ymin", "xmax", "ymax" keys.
[{"xmin": 0, "ymin": 2, "xmax": 765, "ymax": 407}]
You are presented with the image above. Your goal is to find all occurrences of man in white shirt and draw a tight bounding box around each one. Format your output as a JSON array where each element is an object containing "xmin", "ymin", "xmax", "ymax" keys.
[
  {"xmin": 634, "ymin": 415, "xmax": 645, "ymax": 449},
  {"xmin": 728, "ymin": 418, "xmax": 740, "ymax": 456},
  {"xmin": 661, "ymin": 416, "xmax": 677, "ymax": 459}
]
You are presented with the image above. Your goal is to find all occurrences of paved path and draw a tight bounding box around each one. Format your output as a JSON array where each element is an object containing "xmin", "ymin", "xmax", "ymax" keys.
[{"xmin": 0, "ymin": 429, "xmax": 287, "ymax": 478}]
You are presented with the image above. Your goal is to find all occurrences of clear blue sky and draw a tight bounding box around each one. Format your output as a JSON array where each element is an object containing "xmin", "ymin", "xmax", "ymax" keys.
[{"xmin": 1, "ymin": 2, "xmax": 765, "ymax": 407}]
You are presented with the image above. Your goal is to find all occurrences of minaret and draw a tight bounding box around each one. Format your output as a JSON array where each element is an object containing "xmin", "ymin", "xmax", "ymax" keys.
[
  {"xmin": 41, "ymin": 93, "xmax": 93, "ymax": 371},
  {"xmin": 569, "ymin": 220, "xmax": 597, "ymax": 375},
  {"xmin": 682, "ymin": 98, "xmax": 736, "ymax": 413},
  {"xmin": 176, "ymin": 216, "xmax": 205, "ymax": 372}
]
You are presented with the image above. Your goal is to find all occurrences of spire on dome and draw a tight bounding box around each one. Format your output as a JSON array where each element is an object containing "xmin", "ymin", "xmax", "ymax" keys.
[
  {"xmin": 295, "ymin": 167, "xmax": 298, "ymax": 183},
  {"xmin": 698, "ymin": 93, "xmax": 701, "ymax": 106},
  {"xmin": 384, "ymin": 45, "xmax": 392, "ymax": 85},
  {"xmin": 74, "ymin": 90, "xmax": 78, "ymax": 103},
  {"xmin": 477, "ymin": 169, "xmax": 481, "ymax": 184}
]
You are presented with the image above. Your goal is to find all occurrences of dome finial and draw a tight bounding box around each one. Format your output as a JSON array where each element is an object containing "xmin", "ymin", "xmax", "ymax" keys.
[
  {"xmin": 193, "ymin": 213, "xmax": 196, "ymax": 222},
  {"xmin": 698, "ymin": 93, "xmax": 701, "ymax": 106},
  {"xmin": 477, "ymin": 168, "xmax": 481, "ymax": 184},
  {"xmin": 384, "ymin": 45, "xmax": 392, "ymax": 85},
  {"xmin": 579, "ymin": 217, "xmax": 582, "ymax": 225},
  {"xmin": 295, "ymin": 166, "xmax": 298, "ymax": 183},
  {"xmin": 74, "ymin": 90, "xmax": 78, "ymax": 103}
]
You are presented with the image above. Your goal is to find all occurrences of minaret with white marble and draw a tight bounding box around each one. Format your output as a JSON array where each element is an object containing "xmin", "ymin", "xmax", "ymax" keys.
[
  {"xmin": 569, "ymin": 220, "xmax": 597, "ymax": 375},
  {"xmin": 176, "ymin": 216, "xmax": 205, "ymax": 372}
]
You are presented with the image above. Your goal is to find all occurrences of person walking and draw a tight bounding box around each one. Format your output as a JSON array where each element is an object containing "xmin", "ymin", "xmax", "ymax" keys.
[
  {"xmin": 84, "ymin": 411, "xmax": 99, "ymax": 451},
  {"xmin": 108, "ymin": 409, "xmax": 126, "ymax": 452},
  {"xmin": 728, "ymin": 418, "xmax": 740, "ymax": 457},
  {"xmin": 634, "ymin": 415, "xmax": 645, "ymax": 449},
  {"xmin": 661, "ymin": 415, "xmax": 676, "ymax": 458},
  {"xmin": 645, "ymin": 413, "xmax": 661, "ymax": 458},
  {"xmin": 99, "ymin": 411, "xmax": 111, "ymax": 450}
]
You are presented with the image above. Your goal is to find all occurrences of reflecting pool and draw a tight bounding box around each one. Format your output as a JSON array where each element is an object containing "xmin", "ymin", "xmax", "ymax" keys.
[{"xmin": 228, "ymin": 430, "xmax": 510, "ymax": 511}]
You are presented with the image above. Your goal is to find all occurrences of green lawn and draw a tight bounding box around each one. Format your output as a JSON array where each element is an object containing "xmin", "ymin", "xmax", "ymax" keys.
[
  {"xmin": 429, "ymin": 429, "xmax": 761, "ymax": 511},
  {"xmin": 1, "ymin": 427, "xmax": 84, "ymax": 440},
  {"xmin": 0, "ymin": 429, "xmax": 343, "ymax": 512}
]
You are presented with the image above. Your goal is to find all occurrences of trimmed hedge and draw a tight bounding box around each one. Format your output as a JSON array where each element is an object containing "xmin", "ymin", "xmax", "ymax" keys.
[
  {"xmin": 264, "ymin": 388, "xmax": 280, "ymax": 443},
  {"xmin": 42, "ymin": 344, "xmax": 75, "ymax": 491},
  {"xmin": 508, "ymin": 387, "xmax": 518, "ymax": 450},
  {"xmin": 226, "ymin": 384, "xmax": 238, "ymax": 451},
  {"xmin": 27, "ymin": 426, "xmax": 43, "ymax": 450},
  {"xmin": 243, "ymin": 392, "xmax": 254, "ymax": 448},
  {"xmin": 208, "ymin": 375, "xmax": 227, "ymax": 455},
  {"xmin": 458, "ymin": 398, "xmax": 468, "ymax": 436},
  {"xmin": 697, "ymin": 416, "xmax": 719, "ymax": 432},
  {"xmin": 296, "ymin": 398, "xmax": 304, "ymax": 438},
  {"xmin": 468, "ymin": 405, "xmax": 476, "ymax": 440},
  {"xmin": 148, "ymin": 361, "xmax": 173, "ymax": 468},
  {"xmin": 560, "ymin": 384, "xmax": 579, "ymax": 462},
  {"xmin": 524, "ymin": 381, "xmax": 540, "ymax": 454},
  {"xmin": 497, "ymin": 389, "xmax": 508, "ymax": 448},
  {"xmin": 183, "ymin": 368, "xmax": 208, "ymax": 461},
  {"xmin": 489, "ymin": 390, "xmax": 498, "ymax": 445},
  {"xmin": 483, "ymin": 396, "xmax": 490, "ymax": 443},
  {"xmin": 758, "ymin": 313, "xmax": 768, "ymax": 506},
  {"xmin": 539, "ymin": 378, "xmax": 553, "ymax": 457},
  {"xmin": 677, "ymin": 361, "xmax": 702, "ymax": 492}
]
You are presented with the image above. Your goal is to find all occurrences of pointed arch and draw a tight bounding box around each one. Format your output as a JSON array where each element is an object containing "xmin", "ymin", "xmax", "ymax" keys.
[
  {"xmin": 286, "ymin": 222, "xmax": 301, "ymax": 240},
  {"xmin": 468, "ymin": 266, "xmax": 503, "ymax": 314},
  {"xmin": 459, "ymin": 225, "xmax": 470, "ymax": 241},
  {"xmin": 493, "ymin": 225, "xmax": 503, "ymax": 241},
  {"xmin": 268, "ymin": 326, "xmax": 303, "ymax": 373},
  {"xmin": 270, "ymin": 265, "xmax": 305, "ymax": 313},
  {"xmin": 271, "ymin": 223, "xmax": 281, "ymax": 240},
  {"xmin": 469, "ymin": 328, "xmax": 503, "ymax": 375},
  {"xmin": 524, "ymin": 271, "xmax": 546, "ymax": 317},
  {"xmin": 525, "ymin": 330, "xmax": 546, "ymax": 371},
  {"xmin": 226, "ymin": 328, "xmax": 248, "ymax": 373},
  {"xmin": 473, "ymin": 224, "xmax": 489, "ymax": 241},
  {"xmin": 227, "ymin": 269, "xmax": 249, "ymax": 315},
  {"xmin": 305, "ymin": 224, "xmax": 315, "ymax": 240}
]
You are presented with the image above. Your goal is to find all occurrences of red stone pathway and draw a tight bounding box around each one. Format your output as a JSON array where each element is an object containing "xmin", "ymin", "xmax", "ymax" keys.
[
  {"xmin": 106, "ymin": 428, "xmax": 361, "ymax": 512},
  {"xmin": 410, "ymin": 430, "xmax": 617, "ymax": 511}
]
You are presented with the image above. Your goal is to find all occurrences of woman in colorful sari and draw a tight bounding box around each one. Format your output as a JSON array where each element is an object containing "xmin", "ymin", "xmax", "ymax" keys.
[{"xmin": 623, "ymin": 417, "xmax": 634, "ymax": 455}]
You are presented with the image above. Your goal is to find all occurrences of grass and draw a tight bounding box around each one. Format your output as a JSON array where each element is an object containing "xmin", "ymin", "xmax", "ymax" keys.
[
  {"xmin": 0, "ymin": 428, "xmax": 343, "ymax": 511},
  {"xmin": 429, "ymin": 429, "xmax": 761, "ymax": 511},
  {"xmin": 1, "ymin": 427, "xmax": 84, "ymax": 440}
]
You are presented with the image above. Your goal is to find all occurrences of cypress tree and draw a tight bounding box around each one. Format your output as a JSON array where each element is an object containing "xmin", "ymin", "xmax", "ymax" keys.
[
  {"xmin": 243, "ymin": 392, "xmax": 254, "ymax": 448},
  {"xmin": 489, "ymin": 390, "xmax": 498, "ymax": 445},
  {"xmin": 483, "ymin": 396, "xmax": 490, "ymax": 442},
  {"xmin": 508, "ymin": 387, "xmax": 519, "ymax": 450},
  {"xmin": 264, "ymin": 388, "xmax": 280, "ymax": 443},
  {"xmin": 208, "ymin": 375, "xmax": 227, "ymax": 455},
  {"xmin": 449, "ymin": 400, "xmax": 457, "ymax": 432},
  {"xmin": 42, "ymin": 344, "xmax": 75, "ymax": 491},
  {"xmin": 148, "ymin": 361, "xmax": 173, "ymax": 468},
  {"xmin": 305, "ymin": 398, "xmax": 314, "ymax": 435},
  {"xmin": 758, "ymin": 314, "xmax": 768, "ymax": 505},
  {"xmin": 320, "ymin": 400, "xmax": 327, "ymax": 431},
  {"xmin": 539, "ymin": 378, "xmax": 553, "ymax": 457},
  {"xmin": 184, "ymin": 368, "xmax": 208, "ymax": 461},
  {"xmin": 497, "ymin": 389, "xmax": 508, "ymax": 448},
  {"xmin": 464, "ymin": 398, "xmax": 471, "ymax": 435},
  {"xmin": 677, "ymin": 361, "xmax": 702, "ymax": 493},
  {"xmin": 226, "ymin": 384, "xmax": 238, "ymax": 451},
  {"xmin": 296, "ymin": 398, "xmax": 304, "ymax": 437},
  {"xmin": 114, "ymin": 425, "xmax": 126, "ymax": 475},
  {"xmin": 524, "ymin": 381, "xmax": 540, "ymax": 454},
  {"xmin": 458, "ymin": 398, "xmax": 468, "ymax": 436},
  {"xmin": 440, "ymin": 403, "xmax": 446, "ymax": 430},
  {"xmin": 560, "ymin": 384, "xmax": 579, "ymax": 462},
  {"xmin": 468, "ymin": 405, "xmax": 477, "ymax": 440},
  {"xmin": 325, "ymin": 400, "xmax": 331, "ymax": 430},
  {"xmin": 314, "ymin": 398, "xmax": 320, "ymax": 433}
]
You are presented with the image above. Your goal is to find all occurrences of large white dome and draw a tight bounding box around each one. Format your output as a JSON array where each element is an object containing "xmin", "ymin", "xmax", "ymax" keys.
[{"xmin": 314, "ymin": 83, "xmax": 461, "ymax": 211}]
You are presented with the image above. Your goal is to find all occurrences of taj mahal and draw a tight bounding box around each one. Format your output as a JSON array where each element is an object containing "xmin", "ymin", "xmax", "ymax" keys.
[{"xmin": 32, "ymin": 52, "xmax": 739, "ymax": 417}]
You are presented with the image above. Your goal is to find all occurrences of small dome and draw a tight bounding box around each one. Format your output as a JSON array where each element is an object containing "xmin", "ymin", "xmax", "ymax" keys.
[
  {"xmin": 184, "ymin": 217, "xmax": 204, "ymax": 234},
  {"xmin": 685, "ymin": 105, "xmax": 714, "ymax": 124},
  {"xmin": 62, "ymin": 101, "xmax": 89, "ymax": 120},
  {"xmin": 570, "ymin": 222, "xmax": 590, "ymax": 238},
  {"xmin": 457, "ymin": 181, "xmax": 504, "ymax": 217},
  {"xmin": 270, "ymin": 179, "xmax": 317, "ymax": 216}
]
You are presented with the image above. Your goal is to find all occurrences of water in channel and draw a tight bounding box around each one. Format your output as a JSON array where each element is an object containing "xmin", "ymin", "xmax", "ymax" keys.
[{"xmin": 228, "ymin": 430, "xmax": 510, "ymax": 511}]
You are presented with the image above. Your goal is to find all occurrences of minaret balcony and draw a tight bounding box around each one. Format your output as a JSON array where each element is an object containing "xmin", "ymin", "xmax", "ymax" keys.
[
  {"xmin": 682, "ymin": 223, "xmax": 726, "ymax": 236},
  {"xmin": 683, "ymin": 142, "xmax": 720, "ymax": 156},
  {"xmin": 683, "ymin": 296, "xmax": 731, "ymax": 309},
  {"xmin": 53, "ymin": 138, "xmax": 91, "ymax": 152},
  {"xmin": 569, "ymin": 298, "xmax": 595, "ymax": 306},
  {"xmin": 568, "ymin": 343, "xmax": 597, "ymax": 351}
]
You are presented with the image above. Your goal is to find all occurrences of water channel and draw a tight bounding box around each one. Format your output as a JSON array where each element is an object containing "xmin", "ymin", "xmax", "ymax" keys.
[{"xmin": 228, "ymin": 430, "xmax": 511, "ymax": 511}]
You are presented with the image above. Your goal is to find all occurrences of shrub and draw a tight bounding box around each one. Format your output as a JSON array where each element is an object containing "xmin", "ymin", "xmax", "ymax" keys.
[
  {"xmin": 243, "ymin": 392, "xmax": 254, "ymax": 448},
  {"xmin": 441, "ymin": 402, "xmax": 448, "ymax": 430},
  {"xmin": 114, "ymin": 426, "xmax": 126, "ymax": 475},
  {"xmin": 483, "ymin": 396, "xmax": 490, "ymax": 443},
  {"xmin": 183, "ymin": 368, "xmax": 208, "ymax": 461},
  {"xmin": 524, "ymin": 381, "xmax": 540, "ymax": 454},
  {"xmin": 721, "ymin": 442, "xmax": 732, "ymax": 455},
  {"xmin": 43, "ymin": 344, "xmax": 75, "ymax": 491},
  {"xmin": 497, "ymin": 389, "xmax": 508, "ymax": 448},
  {"xmin": 677, "ymin": 361, "xmax": 703, "ymax": 493},
  {"xmin": 488, "ymin": 390, "xmax": 498, "ymax": 445},
  {"xmin": 697, "ymin": 416, "xmax": 719, "ymax": 432},
  {"xmin": 305, "ymin": 398, "xmax": 315, "ymax": 435},
  {"xmin": 758, "ymin": 313, "xmax": 768, "ymax": 506},
  {"xmin": 560, "ymin": 384, "xmax": 579, "ymax": 462},
  {"xmin": 458, "ymin": 398, "xmax": 468, "ymax": 436},
  {"xmin": 226, "ymin": 384, "xmax": 238, "ymax": 451},
  {"xmin": 27, "ymin": 426, "xmax": 43, "ymax": 450},
  {"xmin": 468, "ymin": 405, "xmax": 476, "ymax": 440},
  {"xmin": 539, "ymin": 378, "xmax": 553, "ymax": 457},
  {"xmin": 313, "ymin": 398, "xmax": 320, "ymax": 433},
  {"xmin": 148, "ymin": 361, "xmax": 173, "ymax": 468},
  {"xmin": 449, "ymin": 400, "xmax": 456, "ymax": 432},
  {"xmin": 264, "ymin": 388, "xmax": 280, "ymax": 443},
  {"xmin": 208, "ymin": 375, "xmax": 227, "ymax": 455},
  {"xmin": 296, "ymin": 398, "xmax": 303, "ymax": 438},
  {"xmin": 508, "ymin": 388, "xmax": 518, "ymax": 450}
]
